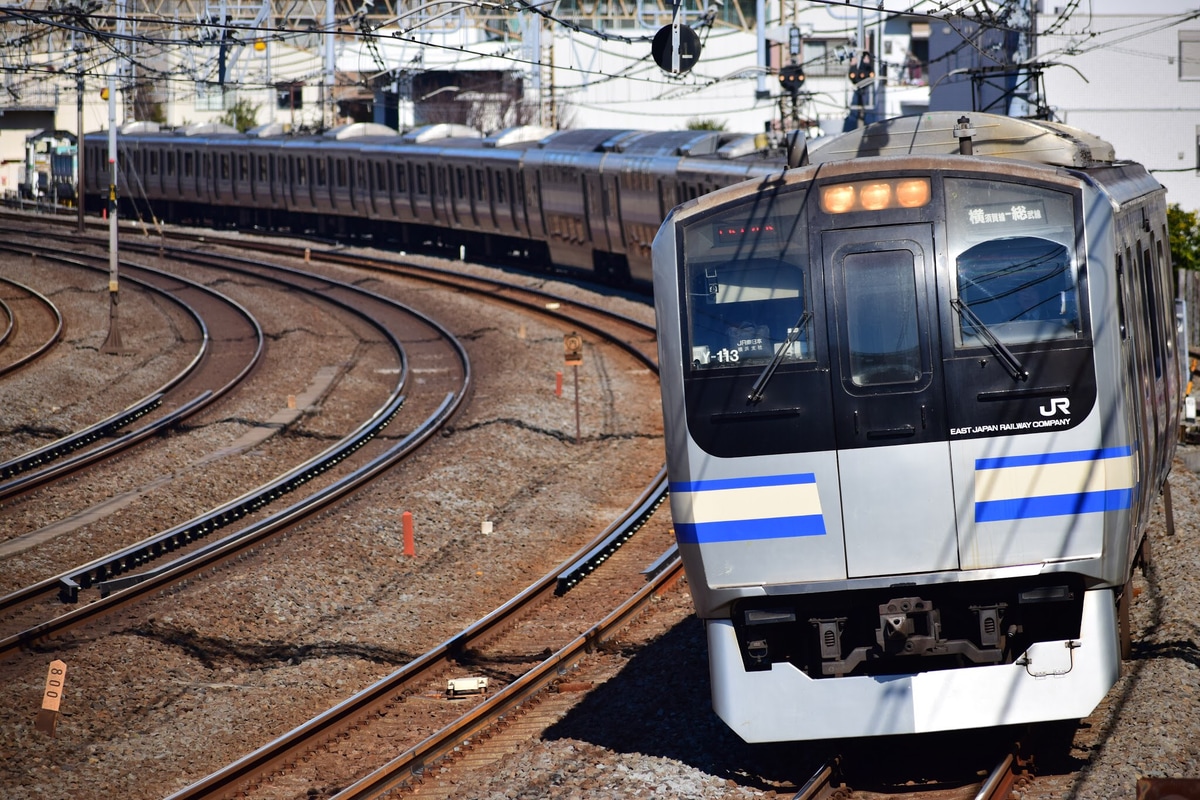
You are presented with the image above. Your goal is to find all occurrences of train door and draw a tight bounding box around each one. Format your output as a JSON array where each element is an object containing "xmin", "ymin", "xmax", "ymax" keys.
[
  {"xmin": 584, "ymin": 171, "xmax": 609, "ymax": 252},
  {"xmin": 821, "ymin": 224, "xmax": 959, "ymax": 578}
]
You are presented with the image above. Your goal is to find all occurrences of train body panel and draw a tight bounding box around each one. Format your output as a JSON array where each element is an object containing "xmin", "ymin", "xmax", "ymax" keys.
[
  {"xmin": 706, "ymin": 586, "xmax": 1120, "ymax": 741},
  {"xmin": 652, "ymin": 112, "xmax": 1179, "ymax": 741}
]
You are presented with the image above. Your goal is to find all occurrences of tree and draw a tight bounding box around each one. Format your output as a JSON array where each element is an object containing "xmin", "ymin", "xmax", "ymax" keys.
[
  {"xmin": 219, "ymin": 99, "xmax": 260, "ymax": 133},
  {"xmin": 1170, "ymin": 204, "xmax": 1200, "ymax": 273},
  {"xmin": 686, "ymin": 118, "xmax": 726, "ymax": 131}
]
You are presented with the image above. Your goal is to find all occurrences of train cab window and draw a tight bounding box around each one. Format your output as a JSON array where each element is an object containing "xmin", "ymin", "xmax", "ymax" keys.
[
  {"xmin": 682, "ymin": 193, "xmax": 813, "ymax": 373},
  {"xmin": 946, "ymin": 178, "xmax": 1081, "ymax": 348},
  {"xmin": 686, "ymin": 260, "xmax": 811, "ymax": 370},
  {"xmin": 955, "ymin": 236, "xmax": 1078, "ymax": 346}
]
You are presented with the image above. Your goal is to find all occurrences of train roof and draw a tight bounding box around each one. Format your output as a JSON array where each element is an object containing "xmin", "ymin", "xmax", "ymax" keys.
[{"xmin": 808, "ymin": 111, "xmax": 1116, "ymax": 169}]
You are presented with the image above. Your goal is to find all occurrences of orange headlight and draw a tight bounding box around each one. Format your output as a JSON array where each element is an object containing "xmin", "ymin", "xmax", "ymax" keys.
[
  {"xmin": 820, "ymin": 177, "xmax": 931, "ymax": 213},
  {"xmin": 821, "ymin": 184, "xmax": 856, "ymax": 214},
  {"xmin": 896, "ymin": 178, "xmax": 931, "ymax": 208},
  {"xmin": 858, "ymin": 182, "xmax": 892, "ymax": 211}
]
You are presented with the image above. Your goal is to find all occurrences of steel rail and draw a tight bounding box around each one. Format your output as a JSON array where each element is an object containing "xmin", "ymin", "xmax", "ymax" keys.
[
  {"xmin": 0, "ymin": 390, "xmax": 460, "ymax": 660},
  {"xmin": 0, "ymin": 273, "xmax": 62, "ymax": 377},
  {"xmin": 163, "ymin": 485, "xmax": 681, "ymax": 800}
]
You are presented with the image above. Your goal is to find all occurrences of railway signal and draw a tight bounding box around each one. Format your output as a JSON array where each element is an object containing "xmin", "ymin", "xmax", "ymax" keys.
[{"xmin": 651, "ymin": 21, "xmax": 701, "ymax": 75}]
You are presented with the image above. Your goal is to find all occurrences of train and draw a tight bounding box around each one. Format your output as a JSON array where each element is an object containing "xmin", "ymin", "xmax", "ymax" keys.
[
  {"xmin": 21, "ymin": 129, "xmax": 77, "ymax": 204},
  {"xmin": 81, "ymin": 119, "xmax": 784, "ymax": 289},
  {"xmin": 82, "ymin": 111, "xmax": 1182, "ymax": 743},
  {"xmin": 652, "ymin": 111, "xmax": 1182, "ymax": 741}
]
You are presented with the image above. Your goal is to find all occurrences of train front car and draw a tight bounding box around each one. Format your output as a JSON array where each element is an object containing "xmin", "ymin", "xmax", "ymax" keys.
[{"xmin": 652, "ymin": 112, "xmax": 1178, "ymax": 743}]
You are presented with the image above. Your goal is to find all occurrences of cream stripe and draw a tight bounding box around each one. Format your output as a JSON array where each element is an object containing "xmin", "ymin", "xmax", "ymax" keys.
[
  {"xmin": 673, "ymin": 482, "xmax": 823, "ymax": 524},
  {"xmin": 976, "ymin": 455, "xmax": 1134, "ymax": 503}
]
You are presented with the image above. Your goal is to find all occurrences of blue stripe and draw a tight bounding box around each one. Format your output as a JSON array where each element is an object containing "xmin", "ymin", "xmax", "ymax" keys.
[
  {"xmin": 975, "ymin": 445, "xmax": 1132, "ymax": 471},
  {"xmin": 669, "ymin": 473, "xmax": 816, "ymax": 493},
  {"xmin": 674, "ymin": 514, "xmax": 827, "ymax": 544},
  {"xmin": 975, "ymin": 488, "xmax": 1133, "ymax": 522}
]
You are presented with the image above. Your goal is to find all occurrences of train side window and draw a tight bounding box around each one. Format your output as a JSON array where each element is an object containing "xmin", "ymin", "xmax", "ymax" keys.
[
  {"xmin": 416, "ymin": 164, "xmax": 427, "ymax": 195},
  {"xmin": 395, "ymin": 163, "xmax": 407, "ymax": 193},
  {"xmin": 955, "ymin": 236, "xmax": 1080, "ymax": 346},
  {"xmin": 1117, "ymin": 251, "xmax": 1129, "ymax": 340},
  {"xmin": 1140, "ymin": 246, "xmax": 1163, "ymax": 378}
]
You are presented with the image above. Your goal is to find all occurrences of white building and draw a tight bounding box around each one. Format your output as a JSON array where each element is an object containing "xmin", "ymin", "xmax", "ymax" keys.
[
  {"xmin": 1038, "ymin": 0, "xmax": 1200, "ymax": 209},
  {"xmin": 0, "ymin": 2, "xmax": 1195, "ymax": 211}
]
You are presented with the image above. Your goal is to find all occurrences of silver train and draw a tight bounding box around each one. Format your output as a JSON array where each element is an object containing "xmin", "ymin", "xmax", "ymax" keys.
[
  {"xmin": 652, "ymin": 111, "xmax": 1181, "ymax": 741},
  {"xmin": 81, "ymin": 120, "xmax": 783, "ymax": 288}
]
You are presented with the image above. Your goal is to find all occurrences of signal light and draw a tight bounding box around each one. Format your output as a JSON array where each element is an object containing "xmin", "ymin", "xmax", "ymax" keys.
[
  {"xmin": 847, "ymin": 52, "xmax": 875, "ymax": 83},
  {"xmin": 779, "ymin": 63, "xmax": 805, "ymax": 93},
  {"xmin": 100, "ymin": 87, "xmax": 109, "ymax": 100}
]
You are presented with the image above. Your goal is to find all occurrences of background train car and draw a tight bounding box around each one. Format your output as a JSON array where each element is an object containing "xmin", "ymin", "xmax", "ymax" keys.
[
  {"xmin": 651, "ymin": 111, "xmax": 1181, "ymax": 742},
  {"xmin": 82, "ymin": 120, "xmax": 784, "ymax": 290},
  {"xmin": 21, "ymin": 129, "xmax": 77, "ymax": 205}
]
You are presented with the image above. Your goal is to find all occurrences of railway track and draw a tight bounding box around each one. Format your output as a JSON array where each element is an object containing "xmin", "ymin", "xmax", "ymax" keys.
[
  {"xmin": 1, "ymin": 214, "xmax": 675, "ymax": 799},
  {"xmin": 0, "ymin": 271, "xmax": 62, "ymax": 377},
  {"xmin": 164, "ymin": 475, "xmax": 675, "ymax": 799},
  {"xmin": 0, "ymin": 248, "xmax": 260, "ymax": 496},
  {"xmin": 0, "ymin": 239, "xmax": 467, "ymax": 652}
]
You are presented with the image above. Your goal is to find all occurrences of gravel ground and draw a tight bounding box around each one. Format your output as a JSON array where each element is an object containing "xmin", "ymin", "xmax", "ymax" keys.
[{"xmin": 3, "ymin": 229, "xmax": 1200, "ymax": 800}]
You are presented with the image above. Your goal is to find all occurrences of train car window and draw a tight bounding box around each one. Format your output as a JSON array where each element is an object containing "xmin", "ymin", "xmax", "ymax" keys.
[
  {"xmin": 316, "ymin": 158, "xmax": 327, "ymax": 187},
  {"xmin": 395, "ymin": 163, "xmax": 407, "ymax": 193},
  {"xmin": 167, "ymin": 151, "xmax": 176, "ymax": 176},
  {"xmin": 844, "ymin": 250, "xmax": 922, "ymax": 386},
  {"xmin": 496, "ymin": 170, "xmax": 508, "ymax": 205},
  {"xmin": 238, "ymin": 154, "xmax": 248, "ymax": 181},
  {"xmin": 416, "ymin": 164, "xmax": 428, "ymax": 195},
  {"xmin": 1116, "ymin": 252, "xmax": 1129, "ymax": 340},
  {"xmin": 220, "ymin": 154, "xmax": 230, "ymax": 180},
  {"xmin": 946, "ymin": 178, "xmax": 1080, "ymax": 348},
  {"xmin": 183, "ymin": 152, "xmax": 193, "ymax": 178},
  {"xmin": 296, "ymin": 157, "xmax": 308, "ymax": 187},
  {"xmin": 149, "ymin": 151, "xmax": 159, "ymax": 176},
  {"xmin": 1140, "ymin": 246, "xmax": 1163, "ymax": 378},
  {"xmin": 681, "ymin": 192, "xmax": 812, "ymax": 371}
]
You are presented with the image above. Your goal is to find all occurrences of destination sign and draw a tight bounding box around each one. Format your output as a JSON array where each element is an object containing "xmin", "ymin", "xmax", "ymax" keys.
[{"xmin": 963, "ymin": 200, "xmax": 1047, "ymax": 227}]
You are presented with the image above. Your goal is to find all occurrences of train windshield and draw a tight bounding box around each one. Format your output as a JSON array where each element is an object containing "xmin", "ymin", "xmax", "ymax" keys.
[
  {"xmin": 946, "ymin": 178, "xmax": 1081, "ymax": 347},
  {"xmin": 681, "ymin": 191, "xmax": 813, "ymax": 371}
]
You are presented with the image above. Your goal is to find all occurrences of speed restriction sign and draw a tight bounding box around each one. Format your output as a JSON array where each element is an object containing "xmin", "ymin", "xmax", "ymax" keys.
[{"xmin": 564, "ymin": 333, "xmax": 583, "ymax": 366}]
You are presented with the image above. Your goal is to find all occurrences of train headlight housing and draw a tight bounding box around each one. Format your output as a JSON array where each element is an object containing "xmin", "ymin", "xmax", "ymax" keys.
[
  {"xmin": 820, "ymin": 177, "xmax": 931, "ymax": 214},
  {"xmin": 859, "ymin": 182, "xmax": 892, "ymax": 210},
  {"xmin": 896, "ymin": 178, "xmax": 931, "ymax": 207},
  {"xmin": 821, "ymin": 184, "xmax": 856, "ymax": 214}
]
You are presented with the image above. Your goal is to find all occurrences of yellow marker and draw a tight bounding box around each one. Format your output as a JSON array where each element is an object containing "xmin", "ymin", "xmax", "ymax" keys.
[{"xmin": 35, "ymin": 660, "xmax": 66, "ymax": 736}]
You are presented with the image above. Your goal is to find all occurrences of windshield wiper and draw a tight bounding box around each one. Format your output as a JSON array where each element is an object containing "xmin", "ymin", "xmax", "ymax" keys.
[
  {"xmin": 748, "ymin": 311, "xmax": 811, "ymax": 404},
  {"xmin": 951, "ymin": 298, "xmax": 1027, "ymax": 381}
]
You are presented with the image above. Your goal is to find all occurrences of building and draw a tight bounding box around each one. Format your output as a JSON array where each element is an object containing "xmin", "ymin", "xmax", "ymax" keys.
[{"xmin": 0, "ymin": 2, "xmax": 1194, "ymax": 211}]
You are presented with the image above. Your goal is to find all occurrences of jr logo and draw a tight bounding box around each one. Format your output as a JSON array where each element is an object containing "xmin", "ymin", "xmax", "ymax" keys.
[{"xmin": 1039, "ymin": 397, "xmax": 1070, "ymax": 417}]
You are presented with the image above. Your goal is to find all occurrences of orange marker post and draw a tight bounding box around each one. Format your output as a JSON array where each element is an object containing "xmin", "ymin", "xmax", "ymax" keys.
[
  {"xmin": 555, "ymin": 371, "xmax": 563, "ymax": 397},
  {"xmin": 402, "ymin": 511, "xmax": 415, "ymax": 556},
  {"xmin": 35, "ymin": 659, "xmax": 66, "ymax": 736}
]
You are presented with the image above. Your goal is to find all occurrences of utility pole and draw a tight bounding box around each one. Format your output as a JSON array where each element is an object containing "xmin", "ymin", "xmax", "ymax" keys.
[
  {"xmin": 75, "ymin": 36, "xmax": 84, "ymax": 234},
  {"xmin": 101, "ymin": 0, "xmax": 123, "ymax": 355}
]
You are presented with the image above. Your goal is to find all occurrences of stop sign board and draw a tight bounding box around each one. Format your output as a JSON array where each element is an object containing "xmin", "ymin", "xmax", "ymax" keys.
[{"xmin": 652, "ymin": 23, "xmax": 701, "ymax": 74}]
